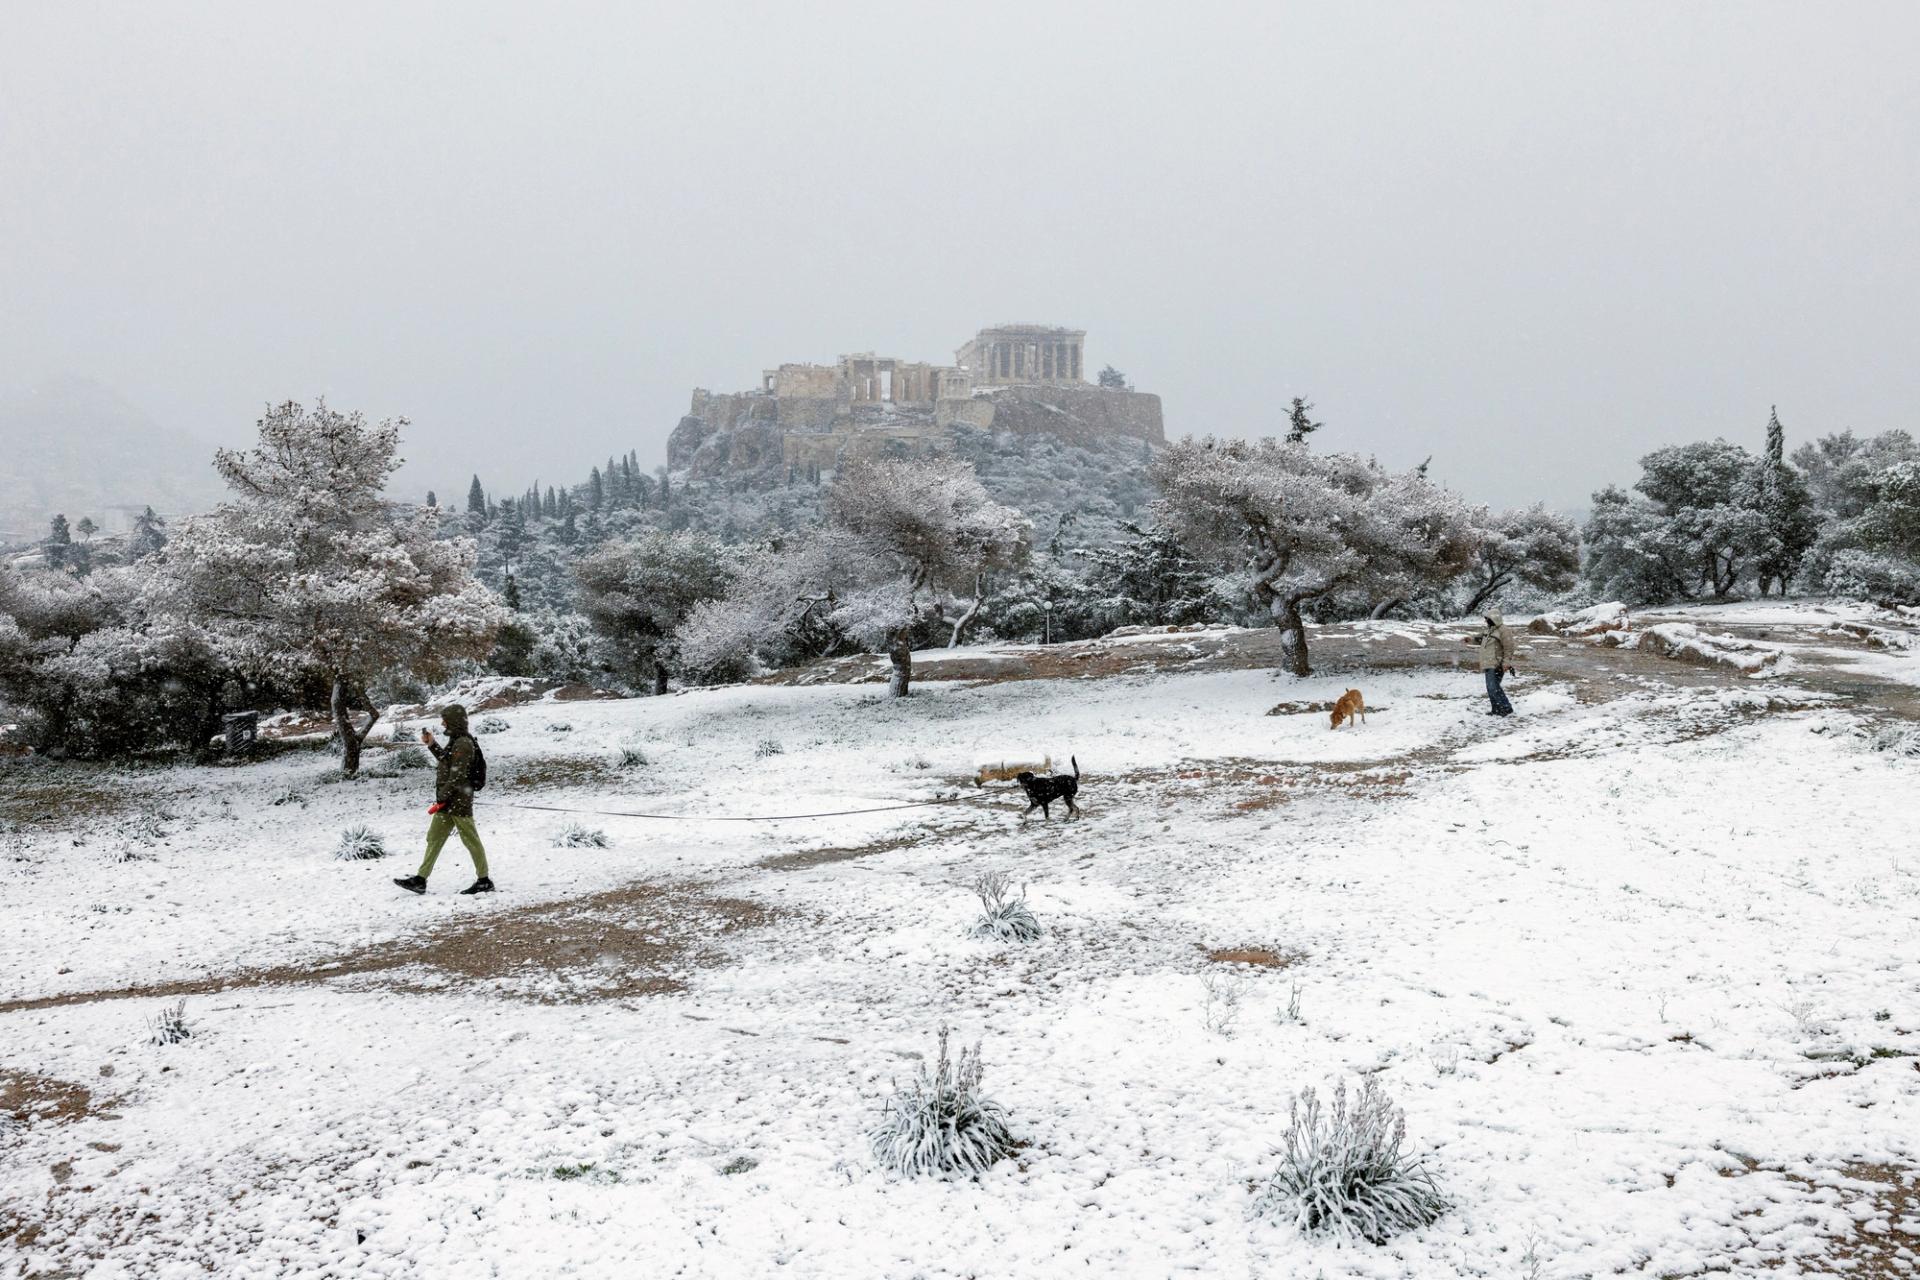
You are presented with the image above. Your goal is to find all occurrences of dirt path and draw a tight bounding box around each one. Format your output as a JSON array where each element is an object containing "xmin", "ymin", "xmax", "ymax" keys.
[{"xmin": 0, "ymin": 878, "xmax": 774, "ymax": 1014}]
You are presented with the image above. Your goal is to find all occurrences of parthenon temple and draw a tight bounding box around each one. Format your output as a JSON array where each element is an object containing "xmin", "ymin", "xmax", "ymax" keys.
[{"xmin": 758, "ymin": 323, "xmax": 1088, "ymax": 407}]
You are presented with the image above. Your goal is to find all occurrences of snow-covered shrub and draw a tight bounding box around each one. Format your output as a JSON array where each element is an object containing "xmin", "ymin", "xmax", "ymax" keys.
[
  {"xmin": 969, "ymin": 871, "xmax": 1042, "ymax": 942},
  {"xmin": 1861, "ymin": 723, "xmax": 1920, "ymax": 757},
  {"xmin": 1202, "ymin": 971, "xmax": 1249, "ymax": 1037},
  {"xmin": 546, "ymin": 721, "xmax": 574, "ymax": 734},
  {"xmin": 1254, "ymin": 1076, "xmax": 1448, "ymax": 1244},
  {"xmin": 1821, "ymin": 549, "xmax": 1920, "ymax": 605},
  {"xmin": 1427, "ymin": 1044, "xmax": 1461, "ymax": 1076},
  {"xmin": 869, "ymin": 1026, "xmax": 1015, "ymax": 1179},
  {"xmin": 335, "ymin": 824, "xmax": 388, "ymax": 861},
  {"xmin": 148, "ymin": 999, "xmax": 192, "ymax": 1046},
  {"xmin": 616, "ymin": 745, "xmax": 648, "ymax": 769},
  {"xmin": 108, "ymin": 843, "xmax": 154, "ymax": 865},
  {"xmin": 1277, "ymin": 981, "xmax": 1304, "ymax": 1025},
  {"xmin": 0, "ymin": 823, "xmax": 29, "ymax": 863},
  {"xmin": 268, "ymin": 785, "xmax": 307, "ymax": 807},
  {"xmin": 755, "ymin": 738, "xmax": 784, "ymax": 758},
  {"xmin": 477, "ymin": 715, "xmax": 510, "ymax": 734},
  {"xmin": 388, "ymin": 745, "xmax": 431, "ymax": 770},
  {"xmin": 552, "ymin": 822, "xmax": 609, "ymax": 848}
]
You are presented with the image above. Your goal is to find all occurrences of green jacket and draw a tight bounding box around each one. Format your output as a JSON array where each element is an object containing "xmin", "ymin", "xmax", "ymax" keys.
[{"xmin": 430, "ymin": 732, "xmax": 478, "ymax": 817}]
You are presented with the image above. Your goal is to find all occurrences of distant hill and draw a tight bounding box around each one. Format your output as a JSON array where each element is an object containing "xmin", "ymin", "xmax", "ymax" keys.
[{"xmin": 0, "ymin": 380, "xmax": 226, "ymax": 544}]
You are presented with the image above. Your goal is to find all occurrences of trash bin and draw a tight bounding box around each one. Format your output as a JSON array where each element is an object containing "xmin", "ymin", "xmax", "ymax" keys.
[{"xmin": 222, "ymin": 711, "xmax": 260, "ymax": 754}]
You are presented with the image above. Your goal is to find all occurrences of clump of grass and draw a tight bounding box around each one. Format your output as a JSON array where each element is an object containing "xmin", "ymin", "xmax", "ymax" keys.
[
  {"xmin": 1277, "ymin": 981, "xmax": 1304, "ymax": 1025},
  {"xmin": 388, "ymin": 745, "xmax": 432, "ymax": 770},
  {"xmin": 546, "ymin": 722, "xmax": 574, "ymax": 734},
  {"xmin": 335, "ymin": 824, "xmax": 388, "ymax": 861},
  {"xmin": 720, "ymin": 1155, "xmax": 759, "ymax": 1176},
  {"xmin": 1253, "ymin": 1076, "xmax": 1448, "ymax": 1244},
  {"xmin": 552, "ymin": 822, "xmax": 609, "ymax": 849},
  {"xmin": 969, "ymin": 871, "xmax": 1042, "ymax": 942},
  {"xmin": 616, "ymin": 745, "xmax": 648, "ymax": 770},
  {"xmin": 148, "ymin": 999, "xmax": 192, "ymax": 1046},
  {"xmin": 755, "ymin": 738, "xmax": 784, "ymax": 758},
  {"xmin": 108, "ymin": 843, "xmax": 155, "ymax": 865},
  {"xmin": 268, "ymin": 786, "xmax": 308, "ymax": 808},
  {"xmin": 1202, "ymin": 970, "xmax": 1249, "ymax": 1037},
  {"xmin": 869, "ymin": 1026, "xmax": 1015, "ymax": 1179},
  {"xmin": 477, "ymin": 716, "xmax": 510, "ymax": 734}
]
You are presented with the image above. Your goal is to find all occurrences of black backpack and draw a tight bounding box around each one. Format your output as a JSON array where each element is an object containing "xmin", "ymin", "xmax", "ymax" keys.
[{"xmin": 468, "ymin": 739, "xmax": 488, "ymax": 791}]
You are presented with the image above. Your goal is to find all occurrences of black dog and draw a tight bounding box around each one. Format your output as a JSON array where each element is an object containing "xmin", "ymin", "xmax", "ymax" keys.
[{"xmin": 1015, "ymin": 757, "xmax": 1080, "ymax": 820}]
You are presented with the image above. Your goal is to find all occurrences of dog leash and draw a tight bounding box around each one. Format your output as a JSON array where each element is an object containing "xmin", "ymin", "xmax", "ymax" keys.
[{"xmin": 481, "ymin": 796, "xmax": 969, "ymax": 823}]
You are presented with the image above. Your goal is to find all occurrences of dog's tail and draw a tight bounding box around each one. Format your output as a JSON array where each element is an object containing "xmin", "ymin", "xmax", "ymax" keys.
[{"xmin": 1071, "ymin": 755, "xmax": 1079, "ymax": 779}]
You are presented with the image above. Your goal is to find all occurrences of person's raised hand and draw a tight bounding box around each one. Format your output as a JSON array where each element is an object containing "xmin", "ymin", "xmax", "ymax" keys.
[{"xmin": 421, "ymin": 728, "xmax": 435, "ymax": 746}]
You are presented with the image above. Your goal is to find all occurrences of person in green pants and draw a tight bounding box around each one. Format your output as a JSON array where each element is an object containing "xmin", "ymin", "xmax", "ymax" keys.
[{"xmin": 393, "ymin": 703, "xmax": 493, "ymax": 895}]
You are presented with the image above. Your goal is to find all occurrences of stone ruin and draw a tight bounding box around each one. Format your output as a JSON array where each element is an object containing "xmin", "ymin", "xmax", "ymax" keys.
[{"xmin": 667, "ymin": 324, "xmax": 1165, "ymax": 480}]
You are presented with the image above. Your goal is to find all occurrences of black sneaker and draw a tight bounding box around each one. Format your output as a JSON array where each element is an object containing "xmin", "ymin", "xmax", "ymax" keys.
[
  {"xmin": 459, "ymin": 877, "xmax": 495, "ymax": 895},
  {"xmin": 393, "ymin": 875, "xmax": 427, "ymax": 894}
]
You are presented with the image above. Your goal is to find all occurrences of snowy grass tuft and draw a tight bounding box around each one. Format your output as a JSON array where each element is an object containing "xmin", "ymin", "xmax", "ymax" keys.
[
  {"xmin": 477, "ymin": 716, "xmax": 510, "ymax": 734},
  {"xmin": 546, "ymin": 721, "xmax": 574, "ymax": 734},
  {"xmin": 1254, "ymin": 1076, "xmax": 1448, "ymax": 1244},
  {"xmin": 616, "ymin": 745, "xmax": 648, "ymax": 770},
  {"xmin": 334, "ymin": 824, "xmax": 388, "ymax": 861},
  {"xmin": 869, "ymin": 1026, "xmax": 1015, "ymax": 1179},
  {"xmin": 755, "ymin": 738, "xmax": 785, "ymax": 758},
  {"xmin": 148, "ymin": 998, "xmax": 192, "ymax": 1046},
  {"xmin": 388, "ymin": 745, "xmax": 432, "ymax": 770},
  {"xmin": 969, "ymin": 871, "xmax": 1042, "ymax": 942},
  {"xmin": 552, "ymin": 821, "xmax": 610, "ymax": 849},
  {"xmin": 1202, "ymin": 971, "xmax": 1249, "ymax": 1037}
]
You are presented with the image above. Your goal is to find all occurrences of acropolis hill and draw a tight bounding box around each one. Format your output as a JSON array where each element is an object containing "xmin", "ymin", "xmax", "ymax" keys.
[{"xmin": 666, "ymin": 323, "xmax": 1165, "ymax": 480}]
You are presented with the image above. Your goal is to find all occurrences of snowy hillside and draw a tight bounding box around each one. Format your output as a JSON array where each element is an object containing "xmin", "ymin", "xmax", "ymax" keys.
[{"xmin": 2, "ymin": 608, "xmax": 1917, "ymax": 1277}]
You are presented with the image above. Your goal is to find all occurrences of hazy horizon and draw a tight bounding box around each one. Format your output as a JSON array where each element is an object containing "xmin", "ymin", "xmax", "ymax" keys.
[{"xmin": 5, "ymin": 1, "xmax": 1917, "ymax": 515}]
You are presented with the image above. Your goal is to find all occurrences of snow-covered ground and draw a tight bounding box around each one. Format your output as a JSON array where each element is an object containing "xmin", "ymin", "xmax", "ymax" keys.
[{"xmin": 4, "ymin": 611, "xmax": 1918, "ymax": 1278}]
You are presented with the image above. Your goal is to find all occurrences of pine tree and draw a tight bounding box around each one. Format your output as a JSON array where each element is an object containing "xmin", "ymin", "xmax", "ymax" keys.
[
  {"xmin": 545, "ymin": 486, "xmax": 558, "ymax": 518},
  {"xmin": 467, "ymin": 476, "xmax": 486, "ymax": 514},
  {"xmin": 1284, "ymin": 397, "xmax": 1323, "ymax": 445},
  {"xmin": 75, "ymin": 517, "xmax": 98, "ymax": 542},
  {"xmin": 426, "ymin": 489, "xmax": 437, "ymax": 508},
  {"xmin": 559, "ymin": 511, "xmax": 578, "ymax": 544},
  {"xmin": 130, "ymin": 506, "xmax": 168, "ymax": 558},
  {"xmin": 45, "ymin": 514, "xmax": 71, "ymax": 569},
  {"xmin": 588, "ymin": 467, "xmax": 604, "ymax": 510},
  {"xmin": 503, "ymin": 571, "xmax": 522, "ymax": 611}
]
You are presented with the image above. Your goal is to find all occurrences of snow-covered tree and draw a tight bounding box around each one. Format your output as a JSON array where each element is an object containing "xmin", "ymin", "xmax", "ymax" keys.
[
  {"xmin": 1459, "ymin": 504, "xmax": 1580, "ymax": 615},
  {"xmin": 466, "ymin": 475, "xmax": 487, "ymax": 519},
  {"xmin": 1152, "ymin": 439, "xmax": 1477, "ymax": 675},
  {"xmin": 75, "ymin": 517, "xmax": 98, "ymax": 542},
  {"xmin": 574, "ymin": 530, "xmax": 738, "ymax": 693},
  {"xmin": 1097, "ymin": 365, "xmax": 1129, "ymax": 389},
  {"xmin": 824, "ymin": 456, "xmax": 1030, "ymax": 693},
  {"xmin": 677, "ymin": 530, "xmax": 879, "ymax": 683},
  {"xmin": 157, "ymin": 400, "xmax": 507, "ymax": 774},
  {"xmin": 129, "ymin": 507, "xmax": 168, "ymax": 559},
  {"xmin": 0, "ymin": 564, "xmax": 225, "ymax": 756},
  {"xmin": 1585, "ymin": 439, "xmax": 1770, "ymax": 602},
  {"xmin": 1744, "ymin": 408, "xmax": 1818, "ymax": 595},
  {"xmin": 1284, "ymin": 397, "xmax": 1322, "ymax": 446}
]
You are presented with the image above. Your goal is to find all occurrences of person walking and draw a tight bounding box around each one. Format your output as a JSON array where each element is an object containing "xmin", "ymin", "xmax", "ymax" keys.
[
  {"xmin": 1464, "ymin": 610, "xmax": 1517, "ymax": 717},
  {"xmin": 393, "ymin": 703, "xmax": 494, "ymax": 895}
]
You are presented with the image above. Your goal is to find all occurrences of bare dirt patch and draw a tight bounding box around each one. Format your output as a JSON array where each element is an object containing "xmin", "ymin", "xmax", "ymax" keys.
[
  {"xmin": 757, "ymin": 831, "xmax": 929, "ymax": 872},
  {"xmin": 504, "ymin": 756, "xmax": 627, "ymax": 790},
  {"xmin": 0, "ymin": 763, "xmax": 159, "ymax": 828},
  {"xmin": 0, "ymin": 880, "xmax": 775, "ymax": 1013},
  {"xmin": 1203, "ymin": 947, "xmax": 1303, "ymax": 968},
  {"xmin": 0, "ymin": 1071, "xmax": 103, "ymax": 1129}
]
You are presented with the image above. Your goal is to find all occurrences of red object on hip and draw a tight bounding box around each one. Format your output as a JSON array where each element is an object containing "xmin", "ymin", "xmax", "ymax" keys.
[{"xmin": 427, "ymin": 802, "xmax": 447, "ymax": 815}]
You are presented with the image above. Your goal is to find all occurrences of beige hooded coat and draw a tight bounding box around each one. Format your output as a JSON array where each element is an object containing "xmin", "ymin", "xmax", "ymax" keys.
[{"xmin": 1477, "ymin": 611, "xmax": 1516, "ymax": 670}]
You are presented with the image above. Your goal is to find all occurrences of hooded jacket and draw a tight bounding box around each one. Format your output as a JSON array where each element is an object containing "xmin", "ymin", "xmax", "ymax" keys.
[
  {"xmin": 1477, "ymin": 611, "xmax": 1516, "ymax": 671},
  {"xmin": 429, "ymin": 704, "xmax": 478, "ymax": 817}
]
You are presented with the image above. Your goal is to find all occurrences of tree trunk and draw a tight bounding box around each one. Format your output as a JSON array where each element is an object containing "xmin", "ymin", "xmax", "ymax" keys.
[
  {"xmin": 1369, "ymin": 598, "xmax": 1407, "ymax": 621},
  {"xmin": 1278, "ymin": 597, "xmax": 1312, "ymax": 677},
  {"xmin": 652, "ymin": 660, "xmax": 670, "ymax": 697},
  {"xmin": 888, "ymin": 629, "xmax": 912, "ymax": 698},
  {"xmin": 331, "ymin": 676, "xmax": 379, "ymax": 775},
  {"xmin": 948, "ymin": 573, "xmax": 985, "ymax": 647},
  {"xmin": 1463, "ymin": 571, "xmax": 1509, "ymax": 618}
]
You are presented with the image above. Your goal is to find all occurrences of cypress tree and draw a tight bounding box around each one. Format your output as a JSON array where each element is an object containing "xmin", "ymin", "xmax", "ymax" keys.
[
  {"xmin": 588, "ymin": 467, "xmax": 603, "ymax": 510},
  {"xmin": 467, "ymin": 476, "xmax": 486, "ymax": 515}
]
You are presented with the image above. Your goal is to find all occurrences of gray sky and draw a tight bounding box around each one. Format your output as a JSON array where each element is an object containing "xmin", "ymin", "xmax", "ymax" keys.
[{"xmin": 3, "ymin": 1, "xmax": 1916, "ymax": 511}]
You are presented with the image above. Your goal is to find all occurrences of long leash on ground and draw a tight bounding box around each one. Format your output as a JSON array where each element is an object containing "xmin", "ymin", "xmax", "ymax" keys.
[{"xmin": 482, "ymin": 796, "xmax": 970, "ymax": 824}]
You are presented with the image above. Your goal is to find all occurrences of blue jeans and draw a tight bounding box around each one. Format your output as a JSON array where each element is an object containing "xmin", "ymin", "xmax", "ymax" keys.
[{"xmin": 1484, "ymin": 667, "xmax": 1513, "ymax": 716}]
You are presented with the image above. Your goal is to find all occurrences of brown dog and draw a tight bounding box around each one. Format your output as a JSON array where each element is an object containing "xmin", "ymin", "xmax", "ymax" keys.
[{"xmin": 1329, "ymin": 688, "xmax": 1366, "ymax": 729}]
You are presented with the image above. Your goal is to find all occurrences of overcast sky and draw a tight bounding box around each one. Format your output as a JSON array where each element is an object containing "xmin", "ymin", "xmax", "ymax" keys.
[{"xmin": 3, "ymin": 1, "xmax": 1916, "ymax": 511}]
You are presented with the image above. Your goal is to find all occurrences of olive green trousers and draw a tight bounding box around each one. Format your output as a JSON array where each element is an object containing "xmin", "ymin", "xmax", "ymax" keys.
[{"xmin": 419, "ymin": 813, "xmax": 489, "ymax": 880}]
